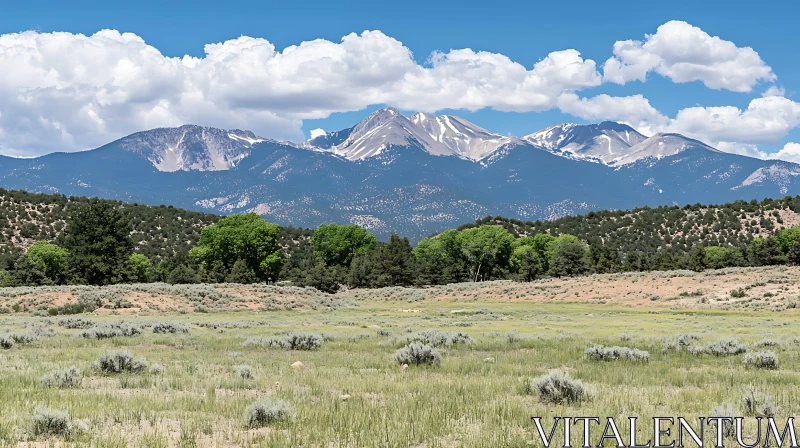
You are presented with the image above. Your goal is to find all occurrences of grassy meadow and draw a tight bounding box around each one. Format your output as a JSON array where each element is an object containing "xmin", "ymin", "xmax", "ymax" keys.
[{"xmin": 1, "ymin": 269, "xmax": 799, "ymax": 446}]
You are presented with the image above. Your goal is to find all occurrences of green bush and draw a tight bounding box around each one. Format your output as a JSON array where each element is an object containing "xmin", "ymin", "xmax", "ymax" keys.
[
  {"xmin": 0, "ymin": 335, "xmax": 14, "ymax": 349},
  {"xmin": 526, "ymin": 371, "xmax": 587, "ymax": 404},
  {"xmin": 743, "ymin": 351, "xmax": 779, "ymax": 369},
  {"xmin": 94, "ymin": 350, "xmax": 148, "ymax": 374},
  {"xmin": 394, "ymin": 342, "xmax": 441, "ymax": 366},
  {"xmin": 246, "ymin": 399, "xmax": 290, "ymax": 428},
  {"xmin": 41, "ymin": 366, "xmax": 82, "ymax": 389},
  {"xmin": 31, "ymin": 406, "xmax": 72, "ymax": 437},
  {"xmin": 152, "ymin": 322, "xmax": 189, "ymax": 334},
  {"xmin": 585, "ymin": 345, "xmax": 649, "ymax": 362}
]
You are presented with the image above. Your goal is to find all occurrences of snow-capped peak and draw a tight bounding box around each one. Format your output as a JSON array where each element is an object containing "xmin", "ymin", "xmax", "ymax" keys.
[
  {"xmin": 523, "ymin": 122, "xmax": 647, "ymax": 164},
  {"xmin": 612, "ymin": 133, "xmax": 719, "ymax": 166},
  {"xmin": 118, "ymin": 125, "xmax": 269, "ymax": 172},
  {"xmin": 309, "ymin": 107, "xmax": 523, "ymax": 161}
]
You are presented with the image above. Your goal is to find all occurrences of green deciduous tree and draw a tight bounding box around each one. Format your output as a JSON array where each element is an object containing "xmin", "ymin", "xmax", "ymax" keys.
[
  {"xmin": 310, "ymin": 223, "xmax": 376, "ymax": 267},
  {"xmin": 704, "ymin": 246, "xmax": 745, "ymax": 270},
  {"xmin": 774, "ymin": 226, "xmax": 800, "ymax": 253},
  {"xmin": 27, "ymin": 241, "xmax": 68, "ymax": 284},
  {"xmin": 458, "ymin": 225, "xmax": 514, "ymax": 282},
  {"xmin": 126, "ymin": 253, "xmax": 153, "ymax": 283},
  {"xmin": 190, "ymin": 213, "xmax": 282, "ymax": 282},
  {"xmin": 60, "ymin": 201, "xmax": 133, "ymax": 285}
]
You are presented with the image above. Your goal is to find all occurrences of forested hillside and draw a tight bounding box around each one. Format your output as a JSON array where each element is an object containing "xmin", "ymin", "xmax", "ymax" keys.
[
  {"xmin": 461, "ymin": 196, "xmax": 800, "ymax": 254},
  {"xmin": 4, "ymin": 188, "xmax": 800, "ymax": 297},
  {"xmin": 0, "ymin": 189, "xmax": 312, "ymax": 268}
]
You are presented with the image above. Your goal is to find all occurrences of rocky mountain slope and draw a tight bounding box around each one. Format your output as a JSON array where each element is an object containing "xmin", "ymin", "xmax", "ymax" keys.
[{"xmin": 1, "ymin": 108, "xmax": 799, "ymax": 241}]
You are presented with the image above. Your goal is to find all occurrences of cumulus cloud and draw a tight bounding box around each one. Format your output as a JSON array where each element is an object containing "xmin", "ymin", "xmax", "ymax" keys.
[
  {"xmin": 665, "ymin": 96, "xmax": 800, "ymax": 145},
  {"xmin": 763, "ymin": 85, "xmax": 786, "ymax": 97},
  {"xmin": 0, "ymin": 29, "xmax": 601, "ymax": 156},
  {"xmin": 557, "ymin": 92, "xmax": 800, "ymax": 164},
  {"xmin": 716, "ymin": 142, "xmax": 800, "ymax": 164},
  {"xmin": 772, "ymin": 142, "xmax": 800, "ymax": 163},
  {"xmin": 603, "ymin": 21, "xmax": 775, "ymax": 92},
  {"xmin": 309, "ymin": 128, "xmax": 326, "ymax": 139},
  {"xmin": 556, "ymin": 93, "xmax": 668, "ymax": 131}
]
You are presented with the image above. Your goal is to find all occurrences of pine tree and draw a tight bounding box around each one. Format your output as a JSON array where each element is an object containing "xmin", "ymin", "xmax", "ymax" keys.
[
  {"xmin": 60, "ymin": 201, "xmax": 133, "ymax": 285},
  {"xmin": 371, "ymin": 234, "xmax": 415, "ymax": 287}
]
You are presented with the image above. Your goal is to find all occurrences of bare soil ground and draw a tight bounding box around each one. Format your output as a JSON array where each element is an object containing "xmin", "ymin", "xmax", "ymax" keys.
[{"xmin": 1, "ymin": 266, "xmax": 797, "ymax": 315}]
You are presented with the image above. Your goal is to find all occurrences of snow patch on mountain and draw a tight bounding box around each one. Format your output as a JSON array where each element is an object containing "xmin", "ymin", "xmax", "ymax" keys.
[
  {"xmin": 308, "ymin": 107, "xmax": 523, "ymax": 161},
  {"xmin": 612, "ymin": 133, "xmax": 719, "ymax": 166},
  {"xmin": 736, "ymin": 163, "xmax": 800, "ymax": 194},
  {"xmin": 118, "ymin": 125, "xmax": 269, "ymax": 172},
  {"xmin": 523, "ymin": 122, "xmax": 647, "ymax": 164}
]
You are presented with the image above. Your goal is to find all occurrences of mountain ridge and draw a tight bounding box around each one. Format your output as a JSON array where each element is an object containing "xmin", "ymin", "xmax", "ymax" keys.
[{"xmin": 1, "ymin": 109, "xmax": 800, "ymax": 242}]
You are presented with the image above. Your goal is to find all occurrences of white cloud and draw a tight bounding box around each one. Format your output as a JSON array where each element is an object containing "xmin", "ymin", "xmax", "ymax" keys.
[
  {"xmin": 665, "ymin": 96, "xmax": 800, "ymax": 145},
  {"xmin": 309, "ymin": 128, "xmax": 326, "ymax": 139},
  {"xmin": 0, "ymin": 29, "xmax": 601, "ymax": 156},
  {"xmin": 715, "ymin": 142, "xmax": 768, "ymax": 159},
  {"xmin": 557, "ymin": 92, "xmax": 800, "ymax": 163},
  {"xmin": 556, "ymin": 93, "xmax": 668, "ymax": 131},
  {"xmin": 763, "ymin": 85, "xmax": 786, "ymax": 97},
  {"xmin": 603, "ymin": 21, "xmax": 775, "ymax": 92},
  {"xmin": 716, "ymin": 142, "xmax": 800, "ymax": 164},
  {"xmin": 772, "ymin": 142, "xmax": 800, "ymax": 163}
]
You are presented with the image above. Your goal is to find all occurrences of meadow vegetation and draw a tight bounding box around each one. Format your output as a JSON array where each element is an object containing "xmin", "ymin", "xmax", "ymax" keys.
[{"xmin": 0, "ymin": 274, "xmax": 797, "ymax": 446}]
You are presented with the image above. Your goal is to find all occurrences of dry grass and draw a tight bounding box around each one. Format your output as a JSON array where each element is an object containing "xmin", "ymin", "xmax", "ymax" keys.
[{"xmin": 0, "ymin": 267, "xmax": 798, "ymax": 446}]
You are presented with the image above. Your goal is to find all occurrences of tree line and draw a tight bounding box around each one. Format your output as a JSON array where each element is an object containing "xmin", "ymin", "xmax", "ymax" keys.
[{"xmin": 4, "ymin": 198, "xmax": 800, "ymax": 291}]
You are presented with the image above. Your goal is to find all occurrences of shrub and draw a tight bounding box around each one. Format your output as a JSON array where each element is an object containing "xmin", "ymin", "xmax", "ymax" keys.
[
  {"xmin": 730, "ymin": 288, "xmax": 746, "ymax": 298},
  {"xmin": 94, "ymin": 350, "xmax": 148, "ymax": 374},
  {"xmin": 695, "ymin": 338, "xmax": 747, "ymax": 356},
  {"xmin": 148, "ymin": 364, "xmax": 165, "ymax": 375},
  {"xmin": 11, "ymin": 332, "xmax": 37, "ymax": 344},
  {"xmin": 236, "ymin": 365, "xmax": 253, "ymax": 379},
  {"xmin": 243, "ymin": 331, "xmax": 324, "ymax": 351},
  {"xmin": 709, "ymin": 403, "xmax": 737, "ymax": 437},
  {"xmin": 0, "ymin": 335, "xmax": 14, "ymax": 349},
  {"xmin": 152, "ymin": 322, "xmax": 189, "ymax": 334},
  {"xmin": 31, "ymin": 406, "xmax": 72, "ymax": 437},
  {"xmin": 376, "ymin": 329, "xmax": 392, "ymax": 337},
  {"xmin": 246, "ymin": 399, "xmax": 290, "ymax": 428},
  {"xmin": 41, "ymin": 366, "xmax": 82, "ymax": 389},
  {"xmin": 58, "ymin": 318, "xmax": 95, "ymax": 329},
  {"xmin": 674, "ymin": 333, "xmax": 701, "ymax": 347},
  {"xmin": 585, "ymin": 345, "xmax": 649, "ymax": 362},
  {"xmin": 743, "ymin": 387, "xmax": 779, "ymax": 417},
  {"xmin": 81, "ymin": 322, "xmax": 142, "ymax": 339},
  {"xmin": 526, "ymin": 371, "xmax": 586, "ymax": 404},
  {"xmin": 283, "ymin": 331, "xmax": 324, "ymax": 350},
  {"xmin": 743, "ymin": 351, "xmax": 779, "ymax": 370},
  {"xmin": 756, "ymin": 338, "xmax": 781, "ymax": 348},
  {"xmin": 407, "ymin": 330, "xmax": 473, "ymax": 347},
  {"xmin": 47, "ymin": 302, "xmax": 88, "ymax": 316},
  {"xmin": 394, "ymin": 342, "xmax": 441, "ymax": 367},
  {"xmin": 506, "ymin": 330, "xmax": 524, "ymax": 344}
]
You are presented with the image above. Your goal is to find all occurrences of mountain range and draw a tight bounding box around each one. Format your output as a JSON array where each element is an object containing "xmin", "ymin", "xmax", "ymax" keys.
[{"xmin": 1, "ymin": 107, "xmax": 798, "ymax": 242}]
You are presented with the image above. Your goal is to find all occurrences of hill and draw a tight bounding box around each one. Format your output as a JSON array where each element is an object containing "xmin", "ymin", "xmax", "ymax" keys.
[
  {"xmin": 0, "ymin": 189, "xmax": 312, "ymax": 270},
  {"xmin": 459, "ymin": 196, "xmax": 800, "ymax": 254},
  {"xmin": 2, "ymin": 112, "xmax": 800, "ymax": 242}
]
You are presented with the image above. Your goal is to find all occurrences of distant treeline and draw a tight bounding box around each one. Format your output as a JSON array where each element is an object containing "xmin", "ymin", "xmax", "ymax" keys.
[{"xmin": 2, "ymin": 188, "xmax": 800, "ymax": 292}]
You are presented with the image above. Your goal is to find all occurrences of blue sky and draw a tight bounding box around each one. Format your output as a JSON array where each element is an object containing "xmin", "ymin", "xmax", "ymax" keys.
[{"xmin": 1, "ymin": 0, "xmax": 798, "ymax": 159}]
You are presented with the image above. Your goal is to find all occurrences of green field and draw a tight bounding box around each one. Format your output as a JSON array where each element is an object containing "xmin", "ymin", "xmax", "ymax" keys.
[{"xmin": 0, "ymin": 297, "xmax": 796, "ymax": 447}]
